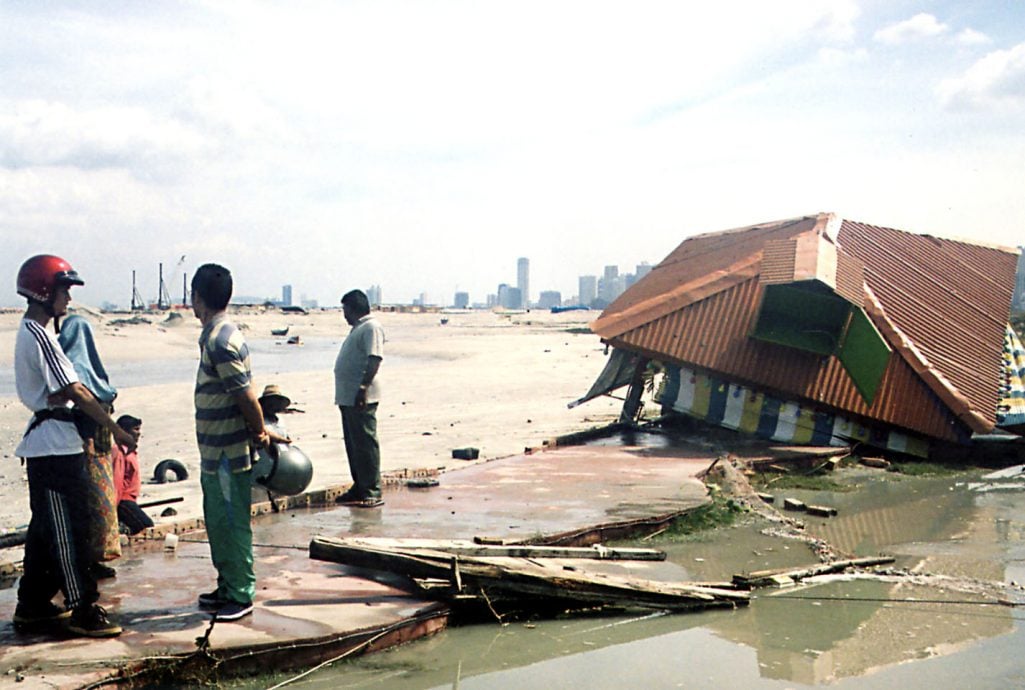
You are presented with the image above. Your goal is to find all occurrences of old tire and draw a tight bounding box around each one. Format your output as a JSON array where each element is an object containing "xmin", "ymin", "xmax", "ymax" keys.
[{"xmin": 153, "ymin": 458, "xmax": 189, "ymax": 484}]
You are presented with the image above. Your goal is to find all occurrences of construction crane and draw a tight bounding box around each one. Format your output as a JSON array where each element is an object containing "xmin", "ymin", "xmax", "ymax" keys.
[
  {"xmin": 130, "ymin": 271, "xmax": 145, "ymax": 311},
  {"xmin": 156, "ymin": 264, "xmax": 171, "ymax": 310},
  {"xmin": 157, "ymin": 255, "xmax": 186, "ymax": 310},
  {"xmin": 173, "ymin": 255, "xmax": 187, "ymax": 307}
]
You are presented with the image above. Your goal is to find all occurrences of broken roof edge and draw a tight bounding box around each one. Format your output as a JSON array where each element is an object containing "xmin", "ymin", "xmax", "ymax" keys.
[
  {"xmin": 922, "ymin": 233, "xmax": 1018, "ymax": 256},
  {"xmin": 684, "ymin": 212, "xmax": 832, "ymax": 242},
  {"xmin": 590, "ymin": 254, "xmax": 762, "ymax": 339},
  {"xmin": 863, "ymin": 283, "xmax": 993, "ymax": 434},
  {"xmin": 834, "ymin": 216, "xmax": 1020, "ymax": 256}
]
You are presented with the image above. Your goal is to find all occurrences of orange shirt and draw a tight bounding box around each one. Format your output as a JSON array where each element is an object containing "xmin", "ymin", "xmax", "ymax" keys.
[{"xmin": 111, "ymin": 443, "xmax": 141, "ymax": 503}]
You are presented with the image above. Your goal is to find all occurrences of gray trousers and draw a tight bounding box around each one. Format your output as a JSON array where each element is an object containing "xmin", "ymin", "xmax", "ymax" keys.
[{"xmin": 339, "ymin": 403, "xmax": 381, "ymax": 499}]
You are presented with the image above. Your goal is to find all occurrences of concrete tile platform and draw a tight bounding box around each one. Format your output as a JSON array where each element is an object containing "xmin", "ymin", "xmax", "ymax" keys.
[{"xmin": 0, "ymin": 444, "xmax": 718, "ymax": 688}]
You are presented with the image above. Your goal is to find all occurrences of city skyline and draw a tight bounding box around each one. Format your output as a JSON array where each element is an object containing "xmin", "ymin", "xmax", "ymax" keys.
[
  {"xmin": 79, "ymin": 254, "xmax": 655, "ymax": 311},
  {"xmin": 2, "ymin": 4, "xmax": 1023, "ymax": 310}
]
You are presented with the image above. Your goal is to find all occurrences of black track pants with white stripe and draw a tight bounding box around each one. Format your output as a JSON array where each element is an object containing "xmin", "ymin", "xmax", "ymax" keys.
[{"xmin": 18, "ymin": 454, "xmax": 98, "ymax": 611}]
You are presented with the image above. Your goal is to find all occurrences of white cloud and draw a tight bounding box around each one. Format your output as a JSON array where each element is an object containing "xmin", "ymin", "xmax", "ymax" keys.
[
  {"xmin": 874, "ymin": 13, "xmax": 949, "ymax": 45},
  {"xmin": 810, "ymin": 0, "xmax": 860, "ymax": 43},
  {"xmin": 0, "ymin": 100, "xmax": 208, "ymax": 177},
  {"xmin": 955, "ymin": 28, "xmax": 992, "ymax": 47},
  {"xmin": 938, "ymin": 42, "xmax": 1025, "ymax": 110},
  {"xmin": 180, "ymin": 75, "xmax": 294, "ymax": 144},
  {"xmin": 0, "ymin": 1, "xmax": 1022, "ymax": 308}
]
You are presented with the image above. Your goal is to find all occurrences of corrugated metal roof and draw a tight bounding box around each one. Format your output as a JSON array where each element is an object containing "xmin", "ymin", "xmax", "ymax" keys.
[
  {"xmin": 595, "ymin": 215, "xmax": 822, "ymax": 339},
  {"xmin": 837, "ymin": 220, "xmax": 1016, "ymax": 429},
  {"xmin": 611, "ymin": 275, "xmax": 962, "ymax": 441},
  {"xmin": 592, "ymin": 212, "xmax": 1019, "ymax": 442}
]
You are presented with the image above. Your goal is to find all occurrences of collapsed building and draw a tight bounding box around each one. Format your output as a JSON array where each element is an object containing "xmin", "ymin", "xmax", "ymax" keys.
[{"xmin": 577, "ymin": 213, "xmax": 1025, "ymax": 458}]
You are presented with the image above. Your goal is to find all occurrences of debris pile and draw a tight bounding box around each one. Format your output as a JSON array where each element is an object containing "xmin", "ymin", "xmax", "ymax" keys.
[{"xmin": 310, "ymin": 537, "xmax": 750, "ymax": 619}]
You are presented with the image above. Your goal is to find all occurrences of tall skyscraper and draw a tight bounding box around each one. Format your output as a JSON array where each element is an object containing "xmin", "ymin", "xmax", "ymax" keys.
[
  {"xmin": 454, "ymin": 291, "xmax": 469, "ymax": 309},
  {"xmin": 599, "ymin": 265, "xmax": 622, "ymax": 303},
  {"xmin": 497, "ymin": 284, "xmax": 523, "ymax": 310},
  {"xmin": 367, "ymin": 284, "xmax": 382, "ymax": 307},
  {"xmin": 579, "ymin": 275, "xmax": 597, "ymax": 307},
  {"xmin": 517, "ymin": 257, "xmax": 530, "ymax": 309},
  {"xmin": 282, "ymin": 284, "xmax": 292, "ymax": 307}
]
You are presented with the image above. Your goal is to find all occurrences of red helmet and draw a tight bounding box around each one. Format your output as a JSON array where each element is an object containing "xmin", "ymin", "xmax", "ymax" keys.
[{"xmin": 17, "ymin": 254, "xmax": 85, "ymax": 303}]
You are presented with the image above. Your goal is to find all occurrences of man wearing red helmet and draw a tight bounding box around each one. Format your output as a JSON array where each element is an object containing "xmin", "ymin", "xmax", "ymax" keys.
[{"xmin": 12, "ymin": 255, "xmax": 135, "ymax": 638}]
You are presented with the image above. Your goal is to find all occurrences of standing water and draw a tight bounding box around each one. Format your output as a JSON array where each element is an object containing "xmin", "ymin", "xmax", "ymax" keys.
[{"xmin": 240, "ymin": 467, "xmax": 1025, "ymax": 689}]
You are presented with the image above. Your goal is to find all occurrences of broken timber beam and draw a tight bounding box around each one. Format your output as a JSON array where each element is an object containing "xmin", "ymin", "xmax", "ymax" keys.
[
  {"xmin": 310, "ymin": 537, "xmax": 748, "ymax": 611},
  {"xmin": 330, "ymin": 537, "xmax": 667, "ymax": 561},
  {"xmin": 733, "ymin": 556, "xmax": 896, "ymax": 588}
]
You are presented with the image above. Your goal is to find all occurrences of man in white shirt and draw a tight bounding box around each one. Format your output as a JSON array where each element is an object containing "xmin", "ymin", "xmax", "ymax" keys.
[
  {"xmin": 333, "ymin": 289, "xmax": 385, "ymax": 507},
  {"xmin": 12, "ymin": 255, "xmax": 135, "ymax": 638}
]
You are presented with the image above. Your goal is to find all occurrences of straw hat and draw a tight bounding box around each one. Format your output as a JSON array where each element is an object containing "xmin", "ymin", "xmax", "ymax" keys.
[{"xmin": 258, "ymin": 384, "xmax": 291, "ymax": 408}]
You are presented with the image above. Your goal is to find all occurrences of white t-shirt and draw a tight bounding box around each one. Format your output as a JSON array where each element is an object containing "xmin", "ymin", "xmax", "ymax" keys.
[
  {"xmin": 14, "ymin": 318, "xmax": 83, "ymax": 458},
  {"xmin": 333, "ymin": 315, "xmax": 385, "ymax": 406}
]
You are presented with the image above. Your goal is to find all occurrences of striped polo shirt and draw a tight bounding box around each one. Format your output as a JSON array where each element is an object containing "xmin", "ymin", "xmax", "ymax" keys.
[{"xmin": 195, "ymin": 314, "xmax": 253, "ymax": 473}]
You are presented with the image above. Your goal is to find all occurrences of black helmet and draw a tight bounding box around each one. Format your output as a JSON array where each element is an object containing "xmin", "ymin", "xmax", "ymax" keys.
[{"xmin": 253, "ymin": 444, "xmax": 313, "ymax": 496}]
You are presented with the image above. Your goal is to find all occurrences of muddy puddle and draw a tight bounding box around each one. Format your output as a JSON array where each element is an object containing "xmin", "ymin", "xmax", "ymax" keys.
[{"xmin": 240, "ymin": 466, "xmax": 1025, "ymax": 689}]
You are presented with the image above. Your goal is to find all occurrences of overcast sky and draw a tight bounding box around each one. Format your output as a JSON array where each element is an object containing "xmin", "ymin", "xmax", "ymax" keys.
[{"xmin": 2, "ymin": 1, "xmax": 1023, "ymax": 308}]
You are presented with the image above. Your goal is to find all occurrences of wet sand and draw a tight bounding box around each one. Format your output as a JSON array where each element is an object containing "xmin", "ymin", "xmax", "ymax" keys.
[{"xmin": 0, "ymin": 307, "xmax": 620, "ymax": 534}]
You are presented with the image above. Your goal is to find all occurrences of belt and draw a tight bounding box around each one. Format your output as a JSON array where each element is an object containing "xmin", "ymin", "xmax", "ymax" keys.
[{"xmin": 24, "ymin": 408, "xmax": 76, "ymax": 437}]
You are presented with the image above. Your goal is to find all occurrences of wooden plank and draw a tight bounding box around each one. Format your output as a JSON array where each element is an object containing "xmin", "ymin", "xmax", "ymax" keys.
[
  {"xmin": 310, "ymin": 537, "xmax": 748, "ymax": 611},
  {"xmin": 334, "ymin": 537, "xmax": 666, "ymax": 561},
  {"xmin": 733, "ymin": 556, "xmax": 896, "ymax": 587}
]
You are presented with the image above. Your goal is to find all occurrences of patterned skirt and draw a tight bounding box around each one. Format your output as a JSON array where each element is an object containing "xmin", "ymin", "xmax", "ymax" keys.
[{"xmin": 87, "ymin": 446, "xmax": 122, "ymax": 562}]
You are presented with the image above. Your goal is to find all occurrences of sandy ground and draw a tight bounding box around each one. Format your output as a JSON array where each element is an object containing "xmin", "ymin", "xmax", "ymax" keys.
[{"xmin": 0, "ymin": 307, "xmax": 625, "ymax": 534}]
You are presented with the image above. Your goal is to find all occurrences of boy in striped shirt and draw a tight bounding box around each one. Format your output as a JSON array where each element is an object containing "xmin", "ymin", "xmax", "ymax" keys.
[{"xmin": 191, "ymin": 263, "xmax": 269, "ymax": 622}]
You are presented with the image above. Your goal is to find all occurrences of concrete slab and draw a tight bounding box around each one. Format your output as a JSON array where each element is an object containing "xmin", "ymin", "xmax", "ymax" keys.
[{"xmin": 0, "ymin": 444, "xmax": 715, "ymax": 688}]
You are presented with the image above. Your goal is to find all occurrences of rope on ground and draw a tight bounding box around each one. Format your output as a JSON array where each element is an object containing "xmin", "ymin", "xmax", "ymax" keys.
[
  {"xmin": 77, "ymin": 608, "xmax": 434, "ymax": 689},
  {"xmin": 75, "ymin": 617, "xmax": 221, "ymax": 690},
  {"xmin": 180, "ymin": 536, "xmax": 308, "ymax": 552},
  {"xmin": 262, "ymin": 625, "xmax": 399, "ymax": 690},
  {"xmin": 129, "ymin": 533, "xmax": 309, "ymax": 551}
]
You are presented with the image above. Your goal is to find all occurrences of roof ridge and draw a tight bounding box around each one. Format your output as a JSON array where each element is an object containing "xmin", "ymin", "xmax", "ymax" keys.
[
  {"xmin": 594, "ymin": 214, "xmax": 833, "ymax": 340},
  {"xmin": 683, "ymin": 213, "xmax": 825, "ymax": 243},
  {"xmin": 591, "ymin": 254, "xmax": 761, "ymax": 339}
]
